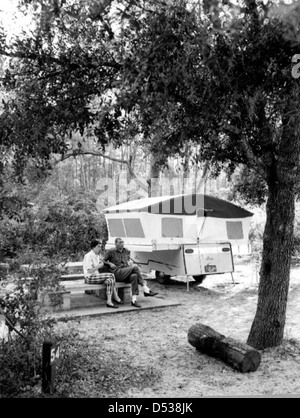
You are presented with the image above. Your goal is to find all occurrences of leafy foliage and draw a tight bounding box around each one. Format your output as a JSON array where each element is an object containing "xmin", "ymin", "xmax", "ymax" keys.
[
  {"xmin": 118, "ymin": 5, "xmax": 300, "ymax": 175},
  {"xmin": 0, "ymin": 0, "xmax": 123, "ymax": 182},
  {"xmin": 1, "ymin": 1, "xmax": 299, "ymax": 188},
  {"xmin": 0, "ymin": 264, "xmax": 62, "ymax": 397},
  {"xmin": 0, "ymin": 192, "xmax": 107, "ymax": 261},
  {"xmin": 228, "ymin": 166, "xmax": 268, "ymax": 206}
]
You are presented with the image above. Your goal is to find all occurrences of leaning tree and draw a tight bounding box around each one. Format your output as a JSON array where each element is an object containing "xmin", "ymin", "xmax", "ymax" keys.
[{"xmin": 114, "ymin": 0, "xmax": 300, "ymax": 349}]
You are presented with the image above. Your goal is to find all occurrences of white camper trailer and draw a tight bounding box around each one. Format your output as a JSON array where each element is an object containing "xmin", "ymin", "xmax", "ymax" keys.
[{"xmin": 103, "ymin": 194, "xmax": 253, "ymax": 284}]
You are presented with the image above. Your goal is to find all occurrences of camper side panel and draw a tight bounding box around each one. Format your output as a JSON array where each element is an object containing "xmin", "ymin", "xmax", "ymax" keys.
[{"xmin": 131, "ymin": 249, "xmax": 186, "ymax": 276}]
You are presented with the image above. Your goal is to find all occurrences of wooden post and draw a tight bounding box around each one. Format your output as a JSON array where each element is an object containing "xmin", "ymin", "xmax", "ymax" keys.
[
  {"xmin": 188, "ymin": 323, "xmax": 261, "ymax": 373},
  {"xmin": 42, "ymin": 340, "xmax": 60, "ymax": 394}
]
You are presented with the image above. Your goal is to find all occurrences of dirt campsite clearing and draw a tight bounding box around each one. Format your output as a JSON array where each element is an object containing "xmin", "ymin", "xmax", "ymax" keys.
[{"xmin": 54, "ymin": 256, "xmax": 300, "ymax": 398}]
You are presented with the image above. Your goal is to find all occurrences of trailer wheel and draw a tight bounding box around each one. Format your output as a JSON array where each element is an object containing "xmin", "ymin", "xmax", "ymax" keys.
[
  {"xmin": 155, "ymin": 271, "xmax": 171, "ymax": 284},
  {"xmin": 193, "ymin": 275, "xmax": 207, "ymax": 284}
]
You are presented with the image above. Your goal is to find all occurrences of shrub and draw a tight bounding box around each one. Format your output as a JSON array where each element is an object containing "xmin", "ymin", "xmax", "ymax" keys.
[
  {"xmin": 0, "ymin": 195, "xmax": 107, "ymax": 261},
  {"xmin": 0, "ymin": 263, "xmax": 63, "ymax": 397}
]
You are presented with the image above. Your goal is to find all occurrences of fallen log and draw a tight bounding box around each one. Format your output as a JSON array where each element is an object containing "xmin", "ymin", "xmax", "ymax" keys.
[{"xmin": 188, "ymin": 323, "xmax": 261, "ymax": 373}]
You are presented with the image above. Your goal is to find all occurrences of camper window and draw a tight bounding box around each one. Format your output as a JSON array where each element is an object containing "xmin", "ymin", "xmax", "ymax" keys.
[
  {"xmin": 226, "ymin": 221, "xmax": 244, "ymax": 240},
  {"xmin": 162, "ymin": 218, "xmax": 183, "ymax": 238},
  {"xmin": 124, "ymin": 218, "xmax": 145, "ymax": 238},
  {"xmin": 107, "ymin": 218, "xmax": 126, "ymax": 237}
]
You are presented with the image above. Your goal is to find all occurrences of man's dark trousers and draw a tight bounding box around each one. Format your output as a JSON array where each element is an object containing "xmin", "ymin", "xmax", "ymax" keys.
[{"xmin": 113, "ymin": 266, "xmax": 144, "ymax": 295}]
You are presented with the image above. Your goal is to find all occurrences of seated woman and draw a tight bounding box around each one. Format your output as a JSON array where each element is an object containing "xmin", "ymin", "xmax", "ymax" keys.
[{"xmin": 83, "ymin": 239, "xmax": 123, "ymax": 309}]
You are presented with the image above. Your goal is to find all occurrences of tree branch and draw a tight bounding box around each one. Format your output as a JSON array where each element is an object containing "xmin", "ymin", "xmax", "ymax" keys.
[
  {"xmin": 240, "ymin": 135, "xmax": 266, "ymax": 179},
  {"xmin": 61, "ymin": 150, "xmax": 128, "ymax": 164},
  {"xmin": 0, "ymin": 49, "xmax": 122, "ymax": 71},
  {"xmin": 60, "ymin": 150, "xmax": 148, "ymax": 192},
  {"xmin": 0, "ymin": 49, "xmax": 61, "ymax": 65},
  {"xmin": 0, "ymin": 306, "xmax": 29, "ymax": 342}
]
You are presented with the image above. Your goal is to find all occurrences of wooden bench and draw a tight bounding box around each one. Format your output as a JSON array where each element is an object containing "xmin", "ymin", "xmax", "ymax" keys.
[
  {"xmin": 22, "ymin": 261, "xmax": 132, "ymax": 312},
  {"xmin": 58, "ymin": 262, "xmax": 132, "ymax": 310},
  {"xmin": 38, "ymin": 280, "xmax": 132, "ymax": 312},
  {"xmin": 60, "ymin": 261, "xmax": 86, "ymax": 281}
]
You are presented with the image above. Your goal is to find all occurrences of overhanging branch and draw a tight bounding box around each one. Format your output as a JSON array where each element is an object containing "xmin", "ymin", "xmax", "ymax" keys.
[
  {"xmin": 60, "ymin": 150, "xmax": 148, "ymax": 192},
  {"xmin": 240, "ymin": 136, "xmax": 266, "ymax": 179},
  {"xmin": 61, "ymin": 150, "xmax": 127, "ymax": 165},
  {"xmin": 0, "ymin": 48, "xmax": 122, "ymax": 71}
]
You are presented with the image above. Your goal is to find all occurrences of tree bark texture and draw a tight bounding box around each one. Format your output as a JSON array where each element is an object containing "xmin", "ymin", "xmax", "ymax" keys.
[
  {"xmin": 247, "ymin": 177, "xmax": 295, "ymax": 349},
  {"xmin": 188, "ymin": 323, "xmax": 261, "ymax": 373},
  {"xmin": 247, "ymin": 92, "xmax": 300, "ymax": 349}
]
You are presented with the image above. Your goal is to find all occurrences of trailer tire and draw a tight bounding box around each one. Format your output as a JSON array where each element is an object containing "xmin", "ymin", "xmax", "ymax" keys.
[
  {"xmin": 155, "ymin": 271, "xmax": 171, "ymax": 284},
  {"xmin": 193, "ymin": 275, "xmax": 207, "ymax": 284}
]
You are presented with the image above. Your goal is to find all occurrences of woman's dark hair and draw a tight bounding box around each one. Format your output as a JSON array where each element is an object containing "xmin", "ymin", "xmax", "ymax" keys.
[{"xmin": 91, "ymin": 239, "xmax": 101, "ymax": 249}]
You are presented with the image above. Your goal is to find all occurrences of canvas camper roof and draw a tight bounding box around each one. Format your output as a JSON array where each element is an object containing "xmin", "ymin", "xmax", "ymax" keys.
[{"xmin": 104, "ymin": 194, "xmax": 253, "ymax": 219}]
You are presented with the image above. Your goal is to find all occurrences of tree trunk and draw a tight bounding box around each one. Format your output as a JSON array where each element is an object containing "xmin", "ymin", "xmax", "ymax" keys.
[
  {"xmin": 247, "ymin": 94, "xmax": 300, "ymax": 349},
  {"xmin": 115, "ymin": 172, "xmax": 119, "ymax": 205},
  {"xmin": 188, "ymin": 323, "xmax": 261, "ymax": 373},
  {"xmin": 196, "ymin": 160, "xmax": 210, "ymax": 194},
  {"xmin": 147, "ymin": 153, "xmax": 161, "ymax": 197},
  {"xmin": 247, "ymin": 176, "xmax": 296, "ymax": 349}
]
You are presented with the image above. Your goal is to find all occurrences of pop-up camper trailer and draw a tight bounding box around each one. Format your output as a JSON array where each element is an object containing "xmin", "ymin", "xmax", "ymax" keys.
[{"xmin": 103, "ymin": 194, "xmax": 253, "ymax": 284}]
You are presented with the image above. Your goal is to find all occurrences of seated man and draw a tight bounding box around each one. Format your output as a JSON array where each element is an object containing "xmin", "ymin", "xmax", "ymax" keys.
[
  {"xmin": 103, "ymin": 237, "xmax": 158, "ymax": 308},
  {"xmin": 83, "ymin": 239, "xmax": 124, "ymax": 309}
]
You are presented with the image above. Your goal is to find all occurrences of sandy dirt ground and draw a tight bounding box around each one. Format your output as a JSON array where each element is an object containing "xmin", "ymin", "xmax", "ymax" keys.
[
  {"xmin": 62, "ymin": 257, "xmax": 300, "ymax": 398},
  {"xmin": 1, "ymin": 257, "xmax": 300, "ymax": 397}
]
